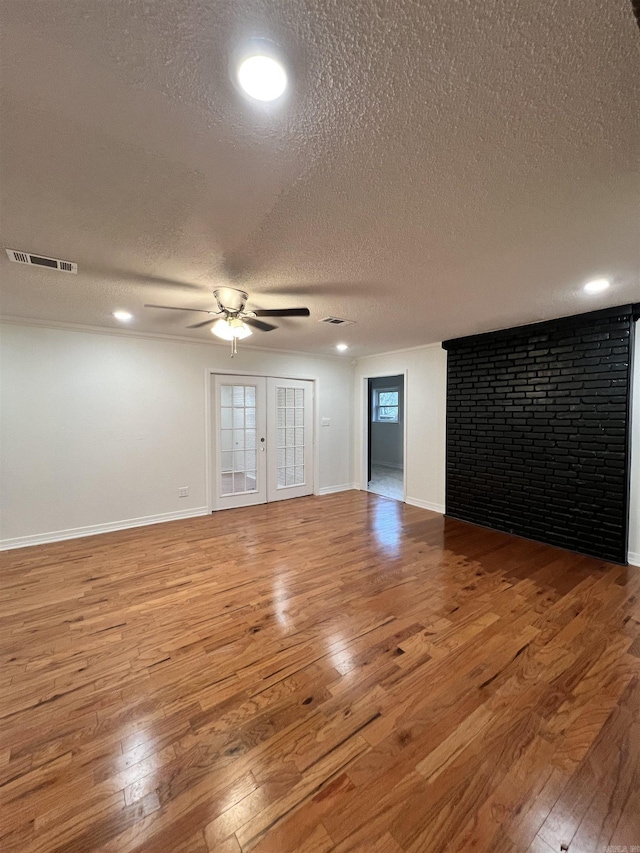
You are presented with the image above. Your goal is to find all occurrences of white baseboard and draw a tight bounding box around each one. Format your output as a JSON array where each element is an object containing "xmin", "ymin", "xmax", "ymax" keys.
[
  {"xmin": 0, "ymin": 506, "xmax": 210, "ymax": 551},
  {"xmin": 405, "ymin": 496, "xmax": 445, "ymax": 514},
  {"xmin": 629, "ymin": 551, "xmax": 640, "ymax": 568},
  {"xmin": 317, "ymin": 483, "xmax": 358, "ymax": 496}
]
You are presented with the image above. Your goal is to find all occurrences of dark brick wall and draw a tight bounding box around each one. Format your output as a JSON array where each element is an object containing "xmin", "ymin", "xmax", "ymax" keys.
[{"xmin": 443, "ymin": 306, "xmax": 636, "ymax": 564}]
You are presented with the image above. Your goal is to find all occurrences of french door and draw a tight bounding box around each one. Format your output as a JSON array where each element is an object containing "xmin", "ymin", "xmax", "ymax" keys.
[{"xmin": 211, "ymin": 375, "xmax": 314, "ymax": 511}]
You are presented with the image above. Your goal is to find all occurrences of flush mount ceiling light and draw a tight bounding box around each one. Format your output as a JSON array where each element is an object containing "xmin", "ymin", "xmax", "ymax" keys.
[
  {"xmin": 237, "ymin": 54, "xmax": 287, "ymax": 101},
  {"xmin": 112, "ymin": 310, "xmax": 133, "ymax": 321},
  {"xmin": 336, "ymin": 343, "xmax": 349, "ymax": 352},
  {"xmin": 583, "ymin": 278, "xmax": 610, "ymax": 294},
  {"xmin": 211, "ymin": 317, "xmax": 252, "ymax": 341}
]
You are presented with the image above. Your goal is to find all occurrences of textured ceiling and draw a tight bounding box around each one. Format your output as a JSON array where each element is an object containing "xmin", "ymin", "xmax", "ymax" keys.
[{"xmin": 0, "ymin": 0, "xmax": 638, "ymax": 356}]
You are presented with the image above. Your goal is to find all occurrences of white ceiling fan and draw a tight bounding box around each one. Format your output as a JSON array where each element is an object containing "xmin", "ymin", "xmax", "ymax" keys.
[{"xmin": 145, "ymin": 287, "xmax": 310, "ymax": 354}]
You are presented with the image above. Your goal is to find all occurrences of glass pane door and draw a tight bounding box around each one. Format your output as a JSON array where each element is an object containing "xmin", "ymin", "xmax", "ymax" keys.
[
  {"xmin": 212, "ymin": 375, "xmax": 267, "ymax": 510},
  {"xmin": 267, "ymin": 378, "xmax": 314, "ymax": 503},
  {"xmin": 275, "ymin": 385, "xmax": 306, "ymax": 489},
  {"xmin": 219, "ymin": 383, "xmax": 258, "ymax": 496}
]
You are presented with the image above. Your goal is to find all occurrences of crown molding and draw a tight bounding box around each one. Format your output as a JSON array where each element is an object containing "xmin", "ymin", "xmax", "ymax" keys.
[
  {"xmin": 0, "ymin": 315, "xmax": 348, "ymax": 362},
  {"xmin": 355, "ymin": 341, "xmax": 443, "ymax": 361}
]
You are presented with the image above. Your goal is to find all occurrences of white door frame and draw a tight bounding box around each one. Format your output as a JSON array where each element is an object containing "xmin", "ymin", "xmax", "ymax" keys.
[
  {"xmin": 204, "ymin": 367, "xmax": 319, "ymax": 513},
  {"xmin": 359, "ymin": 369, "xmax": 408, "ymax": 501}
]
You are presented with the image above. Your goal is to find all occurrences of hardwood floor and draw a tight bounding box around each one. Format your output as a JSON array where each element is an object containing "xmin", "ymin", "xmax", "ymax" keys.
[{"xmin": 1, "ymin": 491, "xmax": 639, "ymax": 852}]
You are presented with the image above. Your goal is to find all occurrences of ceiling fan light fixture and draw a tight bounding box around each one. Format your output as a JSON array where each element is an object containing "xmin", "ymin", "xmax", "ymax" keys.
[
  {"xmin": 211, "ymin": 319, "xmax": 234, "ymax": 340},
  {"xmin": 211, "ymin": 317, "xmax": 252, "ymax": 341}
]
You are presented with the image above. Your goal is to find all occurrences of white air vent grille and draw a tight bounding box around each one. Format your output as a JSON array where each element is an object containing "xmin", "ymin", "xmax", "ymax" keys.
[
  {"xmin": 319, "ymin": 316, "xmax": 354, "ymax": 326},
  {"xmin": 6, "ymin": 249, "xmax": 77, "ymax": 274}
]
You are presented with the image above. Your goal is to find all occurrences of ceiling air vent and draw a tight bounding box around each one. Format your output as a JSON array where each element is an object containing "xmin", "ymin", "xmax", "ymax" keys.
[
  {"xmin": 320, "ymin": 316, "xmax": 354, "ymax": 326},
  {"xmin": 6, "ymin": 249, "xmax": 77, "ymax": 274}
]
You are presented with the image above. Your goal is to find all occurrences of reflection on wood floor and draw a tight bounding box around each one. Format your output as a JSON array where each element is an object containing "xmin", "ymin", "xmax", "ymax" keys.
[{"xmin": 1, "ymin": 491, "xmax": 639, "ymax": 852}]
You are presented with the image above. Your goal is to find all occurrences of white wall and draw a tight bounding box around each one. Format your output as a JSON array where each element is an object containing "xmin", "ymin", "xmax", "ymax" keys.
[
  {"xmin": 354, "ymin": 344, "xmax": 447, "ymax": 513},
  {"xmin": 629, "ymin": 323, "xmax": 640, "ymax": 567},
  {"xmin": 0, "ymin": 322, "xmax": 354, "ymax": 548}
]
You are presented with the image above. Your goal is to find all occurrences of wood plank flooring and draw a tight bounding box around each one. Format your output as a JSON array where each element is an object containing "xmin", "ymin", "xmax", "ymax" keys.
[{"xmin": 1, "ymin": 491, "xmax": 640, "ymax": 852}]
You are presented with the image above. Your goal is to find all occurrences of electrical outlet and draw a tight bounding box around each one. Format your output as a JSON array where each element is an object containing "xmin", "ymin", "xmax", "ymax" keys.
[
  {"xmin": 178, "ymin": 487, "xmax": 189, "ymax": 497},
  {"xmin": 321, "ymin": 417, "xmax": 331, "ymax": 426}
]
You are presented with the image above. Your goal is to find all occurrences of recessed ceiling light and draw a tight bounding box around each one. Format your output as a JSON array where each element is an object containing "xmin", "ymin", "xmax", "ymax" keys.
[
  {"xmin": 583, "ymin": 278, "xmax": 610, "ymax": 294},
  {"xmin": 336, "ymin": 343, "xmax": 348, "ymax": 352},
  {"xmin": 113, "ymin": 310, "xmax": 133, "ymax": 321},
  {"xmin": 237, "ymin": 55, "xmax": 287, "ymax": 101}
]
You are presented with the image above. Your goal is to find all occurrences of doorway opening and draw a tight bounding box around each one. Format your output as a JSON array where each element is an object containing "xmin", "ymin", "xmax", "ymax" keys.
[{"xmin": 367, "ymin": 374, "xmax": 405, "ymax": 501}]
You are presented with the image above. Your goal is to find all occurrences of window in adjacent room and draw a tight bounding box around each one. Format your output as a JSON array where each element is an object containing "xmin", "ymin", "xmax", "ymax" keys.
[{"xmin": 373, "ymin": 388, "xmax": 399, "ymax": 423}]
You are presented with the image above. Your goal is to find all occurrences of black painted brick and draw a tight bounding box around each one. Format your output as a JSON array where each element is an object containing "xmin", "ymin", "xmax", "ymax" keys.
[{"xmin": 442, "ymin": 308, "xmax": 634, "ymax": 563}]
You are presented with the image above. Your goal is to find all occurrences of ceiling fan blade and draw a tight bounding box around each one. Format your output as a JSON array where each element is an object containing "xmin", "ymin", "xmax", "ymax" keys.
[
  {"xmin": 144, "ymin": 303, "xmax": 215, "ymax": 314},
  {"xmin": 187, "ymin": 318, "xmax": 218, "ymax": 329},
  {"xmin": 253, "ymin": 308, "xmax": 310, "ymax": 318},
  {"xmin": 244, "ymin": 317, "xmax": 278, "ymax": 332}
]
